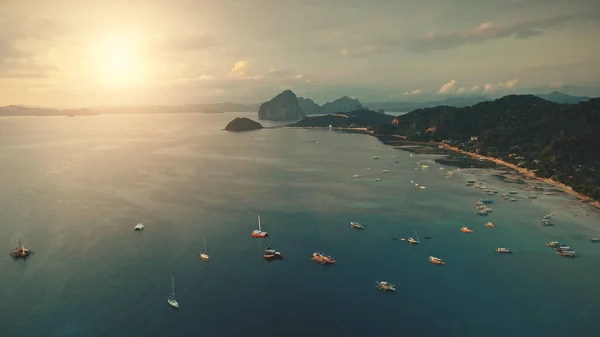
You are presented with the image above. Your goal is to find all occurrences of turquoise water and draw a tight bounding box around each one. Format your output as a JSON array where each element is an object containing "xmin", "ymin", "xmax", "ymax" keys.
[{"xmin": 1, "ymin": 112, "xmax": 599, "ymax": 337}]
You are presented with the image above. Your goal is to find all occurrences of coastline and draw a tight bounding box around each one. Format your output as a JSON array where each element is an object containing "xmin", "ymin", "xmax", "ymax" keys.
[
  {"xmin": 438, "ymin": 144, "xmax": 600, "ymax": 210},
  {"xmin": 330, "ymin": 127, "xmax": 600, "ymax": 210},
  {"xmin": 284, "ymin": 125, "xmax": 599, "ymax": 209}
]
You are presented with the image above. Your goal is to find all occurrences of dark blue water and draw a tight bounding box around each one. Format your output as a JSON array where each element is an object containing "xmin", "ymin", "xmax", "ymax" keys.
[{"xmin": 1, "ymin": 113, "xmax": 599, "ymax": 337}]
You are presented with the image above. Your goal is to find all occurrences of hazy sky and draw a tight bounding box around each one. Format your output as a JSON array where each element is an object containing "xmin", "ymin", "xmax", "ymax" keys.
[{"xmin": 1, "ymin": 0, "xmax": 599, "ymax": 107}]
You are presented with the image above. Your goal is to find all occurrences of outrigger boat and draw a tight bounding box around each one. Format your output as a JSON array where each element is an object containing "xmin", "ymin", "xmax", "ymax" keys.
[
  {"xmin": 546, "ymin": 241, "xmax": 566, "ymax": 248},
  {"xmin": 350, "ymin": 222, "xmax": 365, "ymax": 229},
  {"xmin": 460, "ymin": 227, "xmax": 474, "ymax": 233},
  {"xmin": 251, "ymin": 214, "xmax": 268, "ymax": 238},
  {"xmin": 429, "ymin": 256, "xmax": 445, "ymax": 265},
  {"xmin": 557, "ymin": 250, "xmax": 578, "ymax": 258},
  {"xmin": 495, "ymin": 247, "xmax": 513, "ymax": 254},
  {"xmin": 375, "ymin": 281, "xmax": 396, "ymax": 292},
  {"xmin": 9, "ymin": 240, "xmax": 34, "ymax": 259},
  {"xmin": 407, "ymin": 229, "xmax": 420, "ymax": 244},
  {"xmin": 312, "ymin": 252, "xmax": 336, "ymax": 265},
  {"xmin": 264, "ymin": 247, "xmax": 283, "ymax": 260}
]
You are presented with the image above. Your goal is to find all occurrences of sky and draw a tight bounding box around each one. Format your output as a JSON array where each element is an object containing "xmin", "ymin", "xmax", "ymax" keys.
[{"xmin": 1, "ymin": 0, "xmax": 599, "ymax": 107}]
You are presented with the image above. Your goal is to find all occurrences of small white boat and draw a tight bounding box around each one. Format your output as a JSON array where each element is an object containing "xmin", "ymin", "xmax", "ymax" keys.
[
  {"xmin": 419, "ymin": 186, "xmax": 426, "ymax": 189},
  {"xmin": 366, "ymin": 168, "xmax": 371, "ymax": 171},
  {"xmin": 167, "ymin": 277, "xmax": 179, "ymax": 309},
  {"xmin": 134, "ymin": 223, "xmax": 144, "ymax": 230},
  {"xmin": 381, "ymin": 170, "xmax": 389, "ymax": 173},
  {"xmin": 200, "ymin": 237, "xmax": 209, "ymax": 261},
  {"xmin": 372, "ymin": 156, "xmax": 379, "ymax": 160},
  {"xmin": 251, "ymin": 214, "xmax": 268, "ymax": 237},
  {"xmin": 495, "ymin": 247, "xmax": 513, "ymax": 254},
  {"xmin": 374, "ymin": 178, "xmax": 382, "ymax": 181},
  {"xmin": 408, "ymin": 229, "xmax": 420, "ymax": 244},
  {"xmin": 350, "ymin": 222, "xmax": 365, "ymax": 229},
  {"xmin": 353, "ymin": 174, "xmax": 361, "ymax": 178}
]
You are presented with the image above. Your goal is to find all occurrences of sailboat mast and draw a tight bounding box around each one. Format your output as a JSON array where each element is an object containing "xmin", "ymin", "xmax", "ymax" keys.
[
  {"xmin": 204, "ymin": 237, "xmax": 207, "ymax": 253},
  {"xmin": 171, "ymin": 277, "xmax": 175, "ymax": 297},
  {"xmin": 258, "ymin": 214, "xmax": 262, "ymax": 231}
]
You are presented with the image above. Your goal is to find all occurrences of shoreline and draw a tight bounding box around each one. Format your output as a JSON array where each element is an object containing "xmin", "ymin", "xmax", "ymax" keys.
[
  {"xmin": 331, "ymin": 128, "xmax": 600, "ymax": 210},
  {"xmin": 438, "ymin": 144, "xmax": 600, "ymax": 210},
  {"xmin": 286, "ymin": 126, "xmax": 599, "ymax": 209}
]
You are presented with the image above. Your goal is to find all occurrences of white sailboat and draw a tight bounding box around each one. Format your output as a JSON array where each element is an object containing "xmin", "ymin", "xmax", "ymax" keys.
[
  {"xmin": 408, "ymin": 229, "xmax": 420, "ymax": 244},
  {"xmin": 200, "ymin": 236, "xmax": 210, "ymax": 261},
  {"xmin": 251, "ymin": 214, "xmax": 268, "ymax": 237},
  {"xmin": 167, "ymin": 277, "xmax": 179, "ymax": 309}
]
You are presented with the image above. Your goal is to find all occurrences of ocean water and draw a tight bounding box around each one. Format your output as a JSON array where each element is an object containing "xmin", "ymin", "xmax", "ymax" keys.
[{"xmin": 1, "ymin": 112, "xmax": 599, "ymax": 337}]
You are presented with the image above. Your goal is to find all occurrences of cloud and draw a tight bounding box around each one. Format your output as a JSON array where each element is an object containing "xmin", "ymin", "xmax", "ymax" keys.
[
  {"xmin": 504, "ymin": 78, "xmax": 518, "ymax": 88},
  {"xmin": 230, "ymin": 60, "xmax": 249, "ymax": 77},
  {"xmin": 459, "ymin": 85, "xmax": 481, "ymax": 94},
  {"xmin": 550, "ymin": 81, "xmax": 565, "ymax": 88},
  {"xmin": 484, "ymin": 83, "xmax": 495, "ymax": 92},
  {"xmin": 0, "ymin": 39, "xmax": 28, "ymax": 58},
  {"xmin": 197, "ymin": 74, "xmax": 213, "ymax": 80},
  {"xmin": 0, "ymin": 59, "xmax": 58, "ymax": 78},
  {"xmin": 439, "ymin": 80, "xmax": 457, "ymax": 94},
  {"xmin": 406, "ymin": 14, "xmax": 590, "ymax": 53},
  {"xmin": 293, "ymin": 74, "xmax": 305, "ymax": 79},
  {"xmin": 0, "ymin": 15, "xmax": 66, "ymax": 41},
  {"xmin": 153, "ymin": 34, "xmax": 219, "ymax": 53}
]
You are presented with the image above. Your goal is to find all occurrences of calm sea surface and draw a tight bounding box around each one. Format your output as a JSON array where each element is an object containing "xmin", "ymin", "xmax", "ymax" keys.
[{"xmin": 1, "ymin": 112, "xmax": 599, "ymax": 337}]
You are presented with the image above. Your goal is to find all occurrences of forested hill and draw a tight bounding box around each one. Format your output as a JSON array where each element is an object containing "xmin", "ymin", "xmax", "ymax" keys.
[{"xmin": 372, "ymin": 95, "xmax": 600, "ymax": 199}]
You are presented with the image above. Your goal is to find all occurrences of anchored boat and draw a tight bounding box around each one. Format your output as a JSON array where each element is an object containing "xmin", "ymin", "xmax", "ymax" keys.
[
  {"xmin": 134, "ymin": 223, "xmax": 144, "ymax": 230},
  {"xmin": 460, "ymin": 227, "xmax": 474, "ymax": 233},
  {"xmin": 200, "ymin": 237, "xmax": 210, "ymax": 261},
  {"xmin": 407, "ymin": 229, "xmax": 420, "ymax": 244},
  {"xmin": 375, "ymin": 281, "xmax": 396, "ymax": 292},
  {"xmin": 9, "ymin": 240, "xmax": 34, "ymax": 259},
  {"xmin": 485, "ymin": 222, "xmax": 495, "ymax": 228},
  {"xmin": 495, "ymin": 247, "xmax": 513, "ymax": 254},
  {"xmin": 167, "ymin": 277, "xmax": 179, "ymax": 309},
  {"xmin": 312, "ymin": 252, "xmax": 336, "ymax": 265},
  {"xmin": 429, "ymin": 256, "xmax": 445, "ymax": 265},
  {"xmin": 350, "ymin": 222, "xmax": 365, "ymax": 229},
  {"xmin": 264, "ymin": 247, "xmax": 284, "ymax": 260},
  {"xmin": 251, "ymin": 214, "xmax": 268, "ymax": 238}
]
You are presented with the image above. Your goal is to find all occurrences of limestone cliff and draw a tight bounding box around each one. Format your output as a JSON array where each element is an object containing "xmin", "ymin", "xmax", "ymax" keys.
[
  {"xmin": 258, "ymin": 90, "xmax": 305, "ymax": 120},
  {"xmin": 297, "ymin": 97, "xmax": 324, "ymax": 115}
]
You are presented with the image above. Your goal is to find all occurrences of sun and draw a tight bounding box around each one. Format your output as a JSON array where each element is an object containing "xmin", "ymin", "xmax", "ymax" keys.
[
  {"xmin": 92, "ymin": 36, "xmax": 142, "ymax": 86},
  {"xmin": 109, "ymin": 49, "xmax": 133, "ymax": 72}
]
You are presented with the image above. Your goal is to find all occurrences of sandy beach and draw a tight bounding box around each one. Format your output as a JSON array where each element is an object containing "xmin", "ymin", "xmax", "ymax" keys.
[{"xmin": 441, "ymin": 144, "xmax": 600, "ymax": 210}]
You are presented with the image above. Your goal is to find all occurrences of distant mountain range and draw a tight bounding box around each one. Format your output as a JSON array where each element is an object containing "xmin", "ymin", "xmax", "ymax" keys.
[
  {"xmin": 0, "ymin": 91, "xmax": 592, "ymax": 117},
  {"xmin": 0, "ymin": 102, "xmax": 261, "ymax": 117},
  {"xmin": 363, "ymin": 92, "xmax": 592, "ymax": 112}
]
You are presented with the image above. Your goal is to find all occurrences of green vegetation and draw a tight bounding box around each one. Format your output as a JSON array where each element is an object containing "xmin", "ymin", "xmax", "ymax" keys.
[
  {"xmin": 290, "ymin": 109, "xmax": 393, "ymax": 128},
  {"xmin": 371, "ymin": 95, "xmax": 600, "ymax": 199},
  {"xmin": 293, "ymin": 94, "xmax": 600, "ymax": 199}
]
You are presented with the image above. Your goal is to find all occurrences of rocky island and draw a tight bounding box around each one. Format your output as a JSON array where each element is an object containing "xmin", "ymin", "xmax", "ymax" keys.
[
  {"xmin": 258, "ymin": 90, "xmax": 305, "ymax": 121},
  {"xmin": 224, "ymin": 117, "xmax": 263, "ymax": 132}
]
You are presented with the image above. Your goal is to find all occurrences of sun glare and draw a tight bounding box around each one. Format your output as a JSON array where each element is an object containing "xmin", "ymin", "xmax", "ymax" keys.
[{"xmin": 92, "ymin": 36, "xmax": 142, "ymax": 86}]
